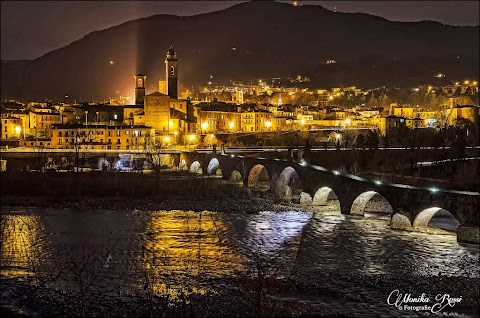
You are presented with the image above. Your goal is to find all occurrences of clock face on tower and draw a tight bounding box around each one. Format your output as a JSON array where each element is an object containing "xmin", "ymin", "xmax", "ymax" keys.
[
  {"xmin": 138, "ymin": 78, "xmax": 143, "ymax": 87},
  {"xmin": 170, "ymin": 66, "xmax": 175, "ymax": 76}
]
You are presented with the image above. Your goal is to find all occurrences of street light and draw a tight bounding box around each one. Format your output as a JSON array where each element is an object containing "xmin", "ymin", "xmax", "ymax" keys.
[
  {"xmin": 335, "ymin": 133, "xmax": 341, "ymax": 142},
  {"xmin": 15, "ymin": 126, "xmax": 21, "ymax": 137},
  {"xmin": 201, "ymin": 122, "xmax": 208, "ymax": 133},
  {"xmin": 187, "ymin": 134, "xmax": 196, "ymax": 149},
  {"xmin": 229, "ymin": 121, "xmax": 235, "ymax": 130},
  {"xmin": 163, "ymin": 136, "xmax": 171, "ymax": 149},
  {"xmin": 265, "ymin": 121, "xmax": 272, "ymax": 130}
]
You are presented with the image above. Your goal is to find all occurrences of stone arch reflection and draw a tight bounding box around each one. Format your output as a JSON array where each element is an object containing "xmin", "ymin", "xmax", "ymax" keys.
[
  {"xmin": 275, "ymin": 166, "xmax": 302, "ymax": 203},
  {"xmin": 248, "ymin": 164, "xmax": 270, "ymax": 191},
  {"xmin": 350, "ymin": 191, "xmax": 393, "ymax": 217},
  {"xmin": 413, "ymin": 207, "xmax": 459, "ymax": 232},
  {"xmin": 190, "ymin": 161, "xmax": 202, "ymax": 174}
]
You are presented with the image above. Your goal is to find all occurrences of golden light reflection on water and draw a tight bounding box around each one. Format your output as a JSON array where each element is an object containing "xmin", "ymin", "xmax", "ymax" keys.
[
  {"xmin": 142, "ymin": 210, "xmax": 243, "ymax": 297},
  {"xmin": 0, "ymin": 214, "xmax": 46, "ymax": 278}
]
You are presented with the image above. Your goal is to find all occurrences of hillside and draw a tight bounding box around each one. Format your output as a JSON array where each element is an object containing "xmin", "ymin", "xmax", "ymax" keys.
[{"xmin": 1, "ymin": 1, "xmax": 478, "ymax": 102}]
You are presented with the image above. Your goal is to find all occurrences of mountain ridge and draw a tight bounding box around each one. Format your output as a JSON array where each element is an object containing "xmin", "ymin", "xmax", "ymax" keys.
[{"xmin": 1, "ymin": 0, "xmax": 478, "ymax": 102}]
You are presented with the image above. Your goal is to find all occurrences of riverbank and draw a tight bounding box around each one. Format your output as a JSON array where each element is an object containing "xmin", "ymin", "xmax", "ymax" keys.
[{"xmin": 0, "ymin": 195, "xmax": 311, "ymax": 214}]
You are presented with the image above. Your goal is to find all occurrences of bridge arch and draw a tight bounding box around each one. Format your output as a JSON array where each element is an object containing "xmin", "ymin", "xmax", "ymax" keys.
[
  {"xmin": 350, "ymin": 191, "xmax": 393, "ymax": 216},
  {"xmin": 229, "ymin": 170, "xmax": 243, "ymax": 184},
  {"xmin": 179, "ymin": 159, "xmax": 187, "ymax": 170},
  {"xmin": 248, "ymin": 164, "xmax": 270, "ymax": 191},
  {"xmin": 207, "ymin": 158, "xmax": 221, "ymax": 176},
  {"xmin": 413, "ymin": 207, "xmax": 459, "ymax": 231},
  {"xmin": 312, "ymin": 187, "xmax": 339, "ymax": 205},
  {"xmin": 275, "ymin": 166, "xmax": 303, "ymax": 202},
  {"xmin": 190, "ymin": 161, "xmax": 202, "ymax": 174}
]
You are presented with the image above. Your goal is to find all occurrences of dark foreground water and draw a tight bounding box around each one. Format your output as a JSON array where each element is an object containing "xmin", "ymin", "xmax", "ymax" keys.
[{"xmin": 1, "ymin": 207, "xmax": 479, "ymax": 317}]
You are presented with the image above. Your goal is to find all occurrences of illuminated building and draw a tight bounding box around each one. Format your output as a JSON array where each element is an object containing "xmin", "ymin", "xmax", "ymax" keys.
[
  {"xmin": 1, "ymin": 115, "xmax": 23, "ymax": 140},
  {"xmin": 241, "ymin": 109, "xmax": 275, "ymax": 132},
  {"xmin": 51, "ymin": 124, "xmax": 154, "ymax": 150}
]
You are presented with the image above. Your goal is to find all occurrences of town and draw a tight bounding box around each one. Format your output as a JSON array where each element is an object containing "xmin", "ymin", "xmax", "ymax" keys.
[{"xmin": 1, "ymin": 46, "xmax": 478, "ymax": 152}]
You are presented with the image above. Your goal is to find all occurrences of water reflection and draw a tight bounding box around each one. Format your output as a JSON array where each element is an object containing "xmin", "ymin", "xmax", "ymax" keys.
[
  {"xmin": 141, "ymin": 211, "xmax": 243, "ymax": 296},
  {"xmin": 0, "ymin": 213, "xmax": 47, "ymax": 277},
  {"xmin": 1, "ymin": 208, "xmax": 478, "ymax": 302}
]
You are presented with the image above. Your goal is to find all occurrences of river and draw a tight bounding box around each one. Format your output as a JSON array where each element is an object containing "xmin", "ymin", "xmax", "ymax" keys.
[{"xmin": 1, "ymin": 206, "xmax": 479, "ymax": 317}]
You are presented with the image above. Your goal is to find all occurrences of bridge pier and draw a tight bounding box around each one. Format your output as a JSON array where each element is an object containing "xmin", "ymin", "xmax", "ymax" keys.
[{"xmin": 457, "ymin": 225, "xmax": 480, "ymax": 244}]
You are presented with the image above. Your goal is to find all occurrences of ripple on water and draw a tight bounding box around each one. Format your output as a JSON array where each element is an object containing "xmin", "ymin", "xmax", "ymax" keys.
[
  {"xmin": 295, "ymin": 213, "xmax": 479, "ymax": 278},
  {"xmin": 1, "ymin": 208, "xmax": 478, "ymax": 292}
]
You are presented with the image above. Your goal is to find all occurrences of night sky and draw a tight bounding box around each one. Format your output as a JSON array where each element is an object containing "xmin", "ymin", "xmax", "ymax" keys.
[{"xmin": 1, "ymin": 1, "xmax": 478, "ymax": 61}]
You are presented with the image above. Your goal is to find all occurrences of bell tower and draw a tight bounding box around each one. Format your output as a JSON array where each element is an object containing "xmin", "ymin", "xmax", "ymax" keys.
[
  {"xmin": 134, "ymin": 74, "xmax": 146, "ymax": 105},
  {"xmin": 165, "ymin": 46, "xmax": 178, "ymax": 99}
]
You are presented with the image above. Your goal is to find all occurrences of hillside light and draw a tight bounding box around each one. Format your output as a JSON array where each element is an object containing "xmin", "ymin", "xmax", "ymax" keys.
[
  {"xmin": 464, "ymin": 80, "xmax": 469, "ymax": 85},
  {"xmin": 429, "ymin": 187, "xmax": 439, "ymax": 193},
  {"xmin": 473, "ymin": 81, "xmax": 478, "ymax": 86},
  {"xmin": 375, "ymin": 180, "xmax": 382, "ymax": 185},
  {"xmin": 332, "ymin": 170, "xmax": 340, "ymax": 175}
]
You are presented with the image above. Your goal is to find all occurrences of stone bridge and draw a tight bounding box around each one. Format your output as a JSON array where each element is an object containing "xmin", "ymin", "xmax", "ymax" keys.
[{"xmin": 179, "ymin": 149, "xmax": 480, "ymax": 244}]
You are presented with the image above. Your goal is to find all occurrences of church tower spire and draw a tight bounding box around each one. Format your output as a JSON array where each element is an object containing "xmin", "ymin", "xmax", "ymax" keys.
[
  {"xmin": 134, "ymin": 74, "xmax": 146, "ymax": 105},
  {"xmin": 165, "ymin": 46, "xmax": 178, "ymax": 99}
]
